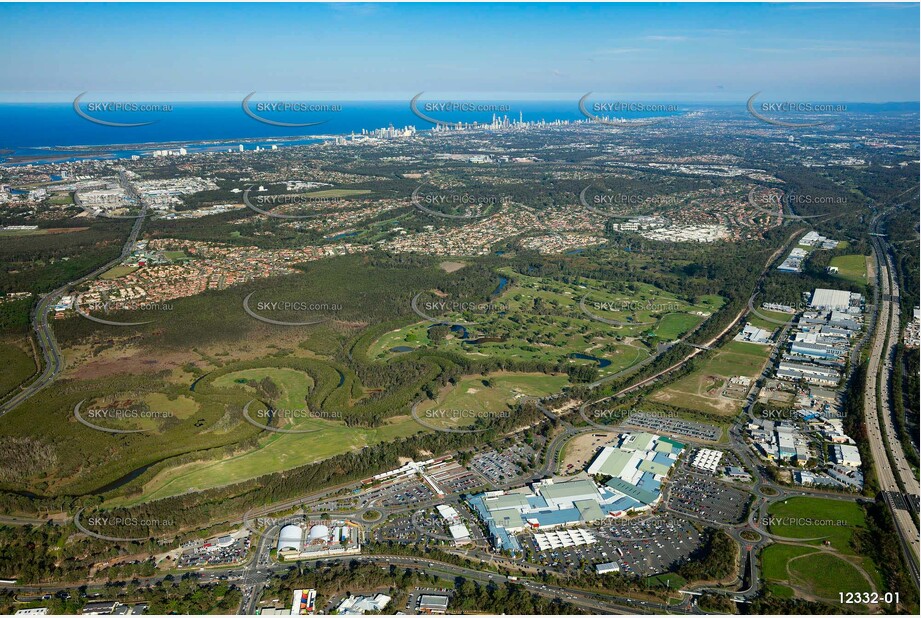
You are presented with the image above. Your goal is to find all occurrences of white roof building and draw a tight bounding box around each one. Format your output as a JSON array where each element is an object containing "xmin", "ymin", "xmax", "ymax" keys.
[{"xmin": 335, "ymin": 594, "xmax": 391, "ymax": 615}]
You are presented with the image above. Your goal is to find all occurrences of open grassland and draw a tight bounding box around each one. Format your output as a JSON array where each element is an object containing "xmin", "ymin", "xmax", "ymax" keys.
[
  {"xmin": 787, "ymin": 552, "xmax": 874, "ymax": 599},
  {"xmin": 766, "ymin": 496, "xmax": 866, "ymax": 554},
  {"xmin": 100, "ymin": 265, "xmax": 139, "ymax": 280},
  {"xmin": 649, "ymin": 341, "xmax": 772, "ymax": 416},
  {"xmin": 745, "ymin": 308, "xmax": 794, "ymax": 332},
  {"xmin": 762, "ymin": 544, "xmax": 875, "ymax": 606},
  {"xmin": 829, "ymin": 254, "xmax": 869, "ymax": 285},
  {"xmin": 212, "ymin": 367, "xmax": 315, "ymax": 416},
  {"xmin": 117, "ymin": 413, "xmax": 423, "ymax": 505},
  {"xmin": 416, "ymin": 373, "xmax": 568, "ymax": 430}
]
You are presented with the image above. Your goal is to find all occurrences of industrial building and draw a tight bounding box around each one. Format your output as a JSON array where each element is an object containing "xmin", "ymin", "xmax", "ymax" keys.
[
  {"xmin": 831, "ymin": 444, "xmax": 862, "ymax": 468},
  {"xmin": 809, "ymin": 288, "xmax": 862, "ymax": 313}
]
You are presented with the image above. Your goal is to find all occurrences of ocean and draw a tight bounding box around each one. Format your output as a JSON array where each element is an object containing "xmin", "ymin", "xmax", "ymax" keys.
[{"xmin": 0, "ymin": 100, "xmax": 684, "ymax": 164}]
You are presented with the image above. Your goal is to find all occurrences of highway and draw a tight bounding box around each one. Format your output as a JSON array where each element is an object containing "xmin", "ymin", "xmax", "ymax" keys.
[
  {"xmin": 0, "ymin": 172, "xmax": 147, "ymax": 417},
  {"xmin": 864, "ymin": 222, "xmax": 920, "ymax": 582}
]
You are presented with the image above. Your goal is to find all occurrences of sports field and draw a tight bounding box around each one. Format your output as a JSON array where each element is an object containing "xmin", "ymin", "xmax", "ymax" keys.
[{"xmin": 649, "ymin": 341, "xmax": 772, "ymax": 416}]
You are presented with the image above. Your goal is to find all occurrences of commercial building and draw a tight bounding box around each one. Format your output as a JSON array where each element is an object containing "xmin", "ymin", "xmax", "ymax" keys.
[
  {"xmin": 275, "ymin": 521, "xmax": 361, "ymax": 560},
  {"xmin": 290, "ymin": 589, "xmax": 316, "ymax": 616},
  {"xmin": 468, "ymin": 433, "xmax": 683, "ymax": 551},
  {"xmin": 735, "ymin": 324, "xmax": 772, "ymax": 344},
  {"xmin": 595, "ymin": 561, "xmax": 621, "ymax": 575},
  {"xmin": 690, "ymin": 448, "xmax": 724, "ymax": 473},
  {"xmin": 335, "ymin": 594, "xmax": 391, "ymax": 615},
  {"xmin": 417, "ymin": 595, "xmax": 450, "ymax": 615},
  {"xmin": 533, "ymin": 528, "xmax": 597, "ymax": 550}
]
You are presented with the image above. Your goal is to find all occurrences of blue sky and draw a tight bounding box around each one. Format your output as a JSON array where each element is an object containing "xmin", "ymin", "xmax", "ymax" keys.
[{"xmin": 1, "ymin": 2, "xmax": 918, "ymax": 102}]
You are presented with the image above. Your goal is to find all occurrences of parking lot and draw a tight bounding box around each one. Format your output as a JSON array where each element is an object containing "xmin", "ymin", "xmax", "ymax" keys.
[
  {"xmin": 666, "ymin": 469, "xmax": 751, "ymax": 524},
  {"xmin": 518, "ymin": 515, "xmax": 702, "ymax": 577},
  {"xmin": 427, "ymin": 460, "xmax": 486, "ymax": 494},
  {"xmin": 625, "ymin": 412, "xmax": 722, "ymax": 442},
  {"xmin": 361, "ymin": 477, "xmax": 437, "ymax": 508},
  {"xmin": 178, "ymin": 536, "xmax": 250, "ymax": 568},
  {"xmin": 470, "ymin": 450, "xmax": 520, "ymax": 484}
]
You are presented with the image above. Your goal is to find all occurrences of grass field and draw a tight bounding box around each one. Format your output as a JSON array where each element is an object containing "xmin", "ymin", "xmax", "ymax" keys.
[
  {"xmin": 649, "ymin": 341, "xmax": 772, "ymax": 416},
  {"xmin": 124, "ymin": 414, "xmax": 423, "ymax": 504},
  {"xmin": 766, "ymin": 496, "xmax": 867, "ymax": 553},
  {"xmin": 212, "ymin": 367, "xmax": 315, "ymax": 418},
  {"xmin": 760, "ymin": 497, "xmax": 883, "ymax": 605},
  {"xmin": 745, "ymin": 308, "xmax": 794, "ymax": 332},
  {"xmin": 828, "ymin": 254, "xmax": 869, "ymax": 285},
  {"xmin": 100, "ymin": 265, "xmax": 139, "ymax": 280},
  {"xmin": 163, "ymin": 250, "xmax": 192, "ymax": 261},
  {"xmin": 416, "ymin": 373, "xmax": 568, "ymax": 430},
  {"xmin": 787, "ymin": 552, "xmax": 873, "ymax": 599},
  {"xmin": 761, "ymin": 543, "xmax": 875, "ymax": 605},
  {"xmin": 646, "ymin": 573, "xmax": 687, "ymax": 588},
  {"xmin": 0, "ymin": 340, "xmax": 35, "ymax": 398}
]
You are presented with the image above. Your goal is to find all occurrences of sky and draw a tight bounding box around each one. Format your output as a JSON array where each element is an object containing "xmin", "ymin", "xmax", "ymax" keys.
[{"xmin": 1, "ymin": 2, "xmax": 918, "ymax": 103}]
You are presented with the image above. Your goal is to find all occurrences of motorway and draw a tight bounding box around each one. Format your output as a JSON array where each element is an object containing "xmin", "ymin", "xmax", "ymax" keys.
[
  {"xmin": 863, "ymin": 220, "xmax": 920, "ymax": 583},
  {"xmin": 0, "ymin": 171, "xmax": 148, "ymax": 417}
]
